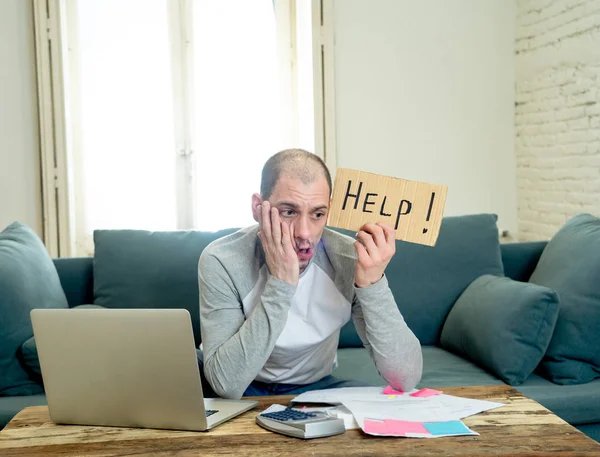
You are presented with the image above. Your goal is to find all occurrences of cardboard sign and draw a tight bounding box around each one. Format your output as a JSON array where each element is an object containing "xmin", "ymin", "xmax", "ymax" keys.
[{"xmin": 328, "ymin": 168, "xmax": 448, "ymax": 246}]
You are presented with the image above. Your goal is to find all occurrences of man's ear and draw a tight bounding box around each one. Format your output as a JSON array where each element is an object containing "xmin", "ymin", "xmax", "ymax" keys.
[{"xmin": 251, "ymin": 193, "xmax": 263, "ymax": 222}]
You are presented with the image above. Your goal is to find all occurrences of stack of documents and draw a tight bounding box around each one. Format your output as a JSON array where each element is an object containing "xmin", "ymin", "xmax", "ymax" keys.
[{"xmin": 290, "ymin": 386, "xmax": 504, "ymax": 438}]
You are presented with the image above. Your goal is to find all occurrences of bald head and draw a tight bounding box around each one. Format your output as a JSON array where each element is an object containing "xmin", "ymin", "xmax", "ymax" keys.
[{"xmin": 260, "ymin": 149, "xmax": 332, "ymax": 199}]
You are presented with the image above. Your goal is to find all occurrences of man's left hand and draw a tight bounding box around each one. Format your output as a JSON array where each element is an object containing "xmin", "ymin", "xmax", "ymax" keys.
[{"xmin": 354, "ymin": 222, "xmax": 396, "ymax": 288}]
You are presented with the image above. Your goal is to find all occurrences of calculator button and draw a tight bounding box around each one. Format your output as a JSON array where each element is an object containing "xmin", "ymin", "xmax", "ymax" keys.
[{"xmin": 261, "ymin": 410, "xmax": 317, "ymax": 421}]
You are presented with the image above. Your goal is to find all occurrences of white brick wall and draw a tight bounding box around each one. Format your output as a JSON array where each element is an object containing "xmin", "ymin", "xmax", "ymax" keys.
[{"xmin": 516, "ymin": 0, "xmax": 600, "ymax": 241}]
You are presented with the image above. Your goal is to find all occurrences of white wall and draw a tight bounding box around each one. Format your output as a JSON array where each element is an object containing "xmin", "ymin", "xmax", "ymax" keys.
[
  {"xmin": 0, "ymin": 0, "xmax": 43, "ymax": 236},
  {"xmin": 516, "ymin": 0, "xmax": 600, "ymax": 241},
  {"xmin": 331, "ymin": 0, "xmax": 518, "ymax": 235}
]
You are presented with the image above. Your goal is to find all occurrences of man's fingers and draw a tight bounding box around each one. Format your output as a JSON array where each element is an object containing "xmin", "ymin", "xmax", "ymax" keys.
[
  {"xmin": 281, "ymin": 221, "xmax": 292, "ymax": 247},
  {"xmin": 378, "ymin": 222, "xmax": 396, "ymax": 245},
  {"xmin": 288, "ymin": 221, "xmax": 296, "ymax": 249},
  {"xmin": 354, "ymin": 240, "xmax": 370, "ymax": 265},
  {"xmin": 270, "ymin": 207, "xmax": 281, "ymax": 244},
  {"xmin": 257, "ymin": 230, "xmax": 268, "ymax": 252},
  {"xmin": 261, "ymin": 201, "xmax": 272, "ymax": 242},
  {"xmin": 356, "ymin": 230, "xmax": 378, "ymax": 258},
  {"xmin": 362, "ymin": 223, "xmax": 386, "ymax": 248}
]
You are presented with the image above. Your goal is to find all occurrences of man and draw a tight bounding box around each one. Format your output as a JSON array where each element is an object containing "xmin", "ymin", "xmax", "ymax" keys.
[{"xmin": 198, "ymin": 149, "xmax": 422, "ymax": 399}]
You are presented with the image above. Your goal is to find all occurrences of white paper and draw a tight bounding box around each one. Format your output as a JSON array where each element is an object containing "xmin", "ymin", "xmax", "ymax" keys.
[
  {"xmin": 343, "ymin": 397, "xmax": 455, "ymax": 426},
  {"xmin": 260, "ymin": 404, "xmax": 287, "ymax": 415},
  {"xmin": 292, "ymin": 387, "xmax": 503, "ymax": 418},
  {"xmin": 342, "ymin": 395, "xmax": 503, "ymax": 426},
  {"xmin": 436, "ymin": 394, "xmax": 504, "ymax": 419},
  {"xmin": 325, "ymin": 405, "xmax": 360, "ymax": 430},
  {"xmin": 297, "ymin": 406, "xmax": 335, "ymax": 413}
]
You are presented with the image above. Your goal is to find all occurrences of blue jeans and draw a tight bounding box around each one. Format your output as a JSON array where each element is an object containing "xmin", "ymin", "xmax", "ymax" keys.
[{"xmin": 196, "ymin": 349, "xmax": 369, "ymax": 398}]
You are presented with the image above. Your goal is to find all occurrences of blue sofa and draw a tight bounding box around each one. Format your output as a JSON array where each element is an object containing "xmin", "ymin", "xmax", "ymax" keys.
[{"xmin": 1, "ymin": 214, "xmax": 599, "ymax": 443}]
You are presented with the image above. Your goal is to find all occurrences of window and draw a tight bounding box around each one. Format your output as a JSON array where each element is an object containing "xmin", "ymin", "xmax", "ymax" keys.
[
  {"xmin": 35, "ymin": 0, "xmax": 329, "ymax": 256},
  {"xmin": 191, "ymin": 0, "xmax": 283, "ymax": 231}
]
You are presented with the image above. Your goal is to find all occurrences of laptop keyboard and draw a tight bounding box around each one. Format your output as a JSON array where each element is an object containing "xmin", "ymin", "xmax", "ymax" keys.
[{"xmin": 206, "ymin": 409, "xmax": 218, "ymax": 417}]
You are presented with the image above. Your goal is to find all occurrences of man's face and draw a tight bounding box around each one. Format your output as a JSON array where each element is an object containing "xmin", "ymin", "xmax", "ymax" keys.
[{"xmin": 260, "ymin": 173, "xmax": 330, "ymax": 272}]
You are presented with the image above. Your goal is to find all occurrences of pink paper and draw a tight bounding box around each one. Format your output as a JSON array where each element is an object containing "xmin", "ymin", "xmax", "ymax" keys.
[
  {"xmin": 364, "ymin": 419, "xmax": 429, "ymax": 436},
  {"xmin": 410, "ymin": 388, "xmax": 442, "ymax": 398},
  {"xmin": 364, "ymin": 419, "xmax": 395, "ymax": 435},
  {"xmin": 382, "ymin": 385, "xmax": 404, "ymax": 395},
  {"xmin": 386, "ymin": 419, "xmax": 429, "ymax": 434}
]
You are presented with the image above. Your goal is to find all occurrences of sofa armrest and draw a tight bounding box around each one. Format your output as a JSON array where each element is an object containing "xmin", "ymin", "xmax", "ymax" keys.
[
  {"xmin": 500, "ymin": 241, "xmax": 547, "ymax": 282},
  {"xmin": 52, "ymin": 257, "xmax": 94, "ymax": 308}
]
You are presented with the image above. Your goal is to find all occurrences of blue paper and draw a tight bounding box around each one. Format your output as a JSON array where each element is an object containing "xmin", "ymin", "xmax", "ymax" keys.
[{"xmin": 423, "ymin": 420, "xmax": 471, "ymax": 435}]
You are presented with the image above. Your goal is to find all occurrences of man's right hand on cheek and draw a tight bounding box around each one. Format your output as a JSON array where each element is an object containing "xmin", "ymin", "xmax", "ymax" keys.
[{"xmin": 257, "ymin": 201, "xmax": 299, "ymax": 285}]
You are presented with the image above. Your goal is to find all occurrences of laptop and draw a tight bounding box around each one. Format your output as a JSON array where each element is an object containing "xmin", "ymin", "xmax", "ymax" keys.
[{"xmin": 30, "ymin": 308, "xmax": 257, "ymax": 431}]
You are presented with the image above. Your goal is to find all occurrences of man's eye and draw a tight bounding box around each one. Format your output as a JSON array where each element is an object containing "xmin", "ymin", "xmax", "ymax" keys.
[
  {"xmin": 315, "ymin": 212, "xmax": 325, "ymax": 219},
  {"xmin": 281, "ymin": 209, "xmax": 295, "ymax": 217}
]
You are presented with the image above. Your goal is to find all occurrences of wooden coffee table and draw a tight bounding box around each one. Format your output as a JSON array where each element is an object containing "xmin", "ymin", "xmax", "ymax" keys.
[{"xmin": 1, "ymin": 385, "xmax": 598, "ymax": 456}]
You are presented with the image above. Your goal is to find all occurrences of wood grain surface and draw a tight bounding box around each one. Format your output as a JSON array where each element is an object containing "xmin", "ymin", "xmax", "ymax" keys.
[{"xmin": 1, "ymin": 385, "xmax": 598, "ymax": 456}]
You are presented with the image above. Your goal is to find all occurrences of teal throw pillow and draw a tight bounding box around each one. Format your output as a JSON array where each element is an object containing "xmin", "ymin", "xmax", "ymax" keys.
[
  {"xmin": 0, "ymin": 222, "xmax": 68, "ymax": 396},
  {"xmin": 19, "ymin": 336, "xmax": 41, "ymax": 378},
  {"xmin": 529, "ymin": 213, "xmax": 600, "ymax": 385},
  {"xmin": 440, "ymin": 274, "xmax": 560, "ymax": 385}
]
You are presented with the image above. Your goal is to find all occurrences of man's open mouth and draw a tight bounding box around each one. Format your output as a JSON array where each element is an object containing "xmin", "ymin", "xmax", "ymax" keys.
[{"xmin": 297, "ymin": 247, "xmax": 313, "ymax": 261}]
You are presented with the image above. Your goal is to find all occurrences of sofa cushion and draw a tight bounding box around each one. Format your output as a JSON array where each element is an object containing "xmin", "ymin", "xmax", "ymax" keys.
[
  {"xmin": 0, "ymin": 394, "xmax": 47, "ymax": 429},
  {"xmin": 575, "ymin": 424, "xmax": 600, "ymax": 443},
  {"xmin": 93, "ymin": 228, "xmax": 238, "ymax": 346},
  {"xmin": 333, "ymin": 346, "xmax": 504, "ymax": 388},
  {"xmin": 333, "ymin": 348, "xmax": 384, "ymax": 386},
  {"xmin": 500, "ymin": 241, "xmax": 547, "ymax": 282},
  {"xmin": 529, "ymin": 213, "xmax": 600, "ymax": 385},
  {"xmin": 0, "ymin": 222, "xmax": 68, "ymax": 396},
  {"xmin": 440, "ymin": 275, "xmax": 560, "ymax": 385},
  {"xmin": 19, "ymin": 336, "xmax": 41, "ymax": 379},
  {"xmin": 337, "ymin": 214, "xmax": 504, "ymax": 347},
  {"xmin": 418, "ymin": 346, "xmax": 505, "ymax": 387},
  {"xmin": 52, "ymin": 257, "xmax": 94, "ymax": 308},
  {"xmin": 519, "ymin": 373, "xmax": 600, "ymax": 425}
]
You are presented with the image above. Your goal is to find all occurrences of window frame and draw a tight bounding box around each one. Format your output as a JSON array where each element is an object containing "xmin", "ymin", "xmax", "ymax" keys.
[{"xmin": 33, "ymin": 0, "xmax": 334, "ymax": 256}]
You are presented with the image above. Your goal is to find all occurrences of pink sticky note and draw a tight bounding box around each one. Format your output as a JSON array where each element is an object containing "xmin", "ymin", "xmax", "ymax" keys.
[
  {"xmin": 364, "ymin": 419, "xmax": 429, "ymax": 436},
  {"xmin": 383, "ymin": 385, "xmax": 404, "ymax": 395},
  {"xmin": 386, "ymin": 419, "xmax": 429, "ymax": 435},
  {"xmin": 410, "ymin": 388, "xmax": 442, "ymax": 398},
  {"xmin": 364, "ymin": 419, "xmax": 394, "ymax": 435}
]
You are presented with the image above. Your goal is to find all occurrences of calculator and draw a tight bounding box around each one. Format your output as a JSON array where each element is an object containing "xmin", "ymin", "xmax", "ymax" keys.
[{"xmin": 256, "ymin": 408, "xmax": 346, "ymax": 439}]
